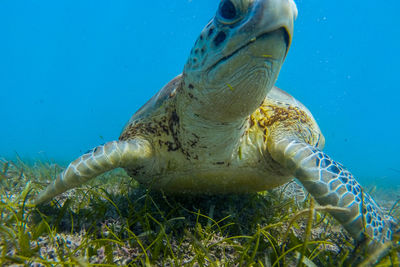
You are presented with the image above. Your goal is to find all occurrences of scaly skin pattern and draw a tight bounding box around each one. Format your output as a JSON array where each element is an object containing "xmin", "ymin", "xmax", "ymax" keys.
[
  {"xmin": 34, "ymin": 0, "xmax": 397, "ymax": 252},
  {"xmin": 268, "ymin": 138, "xmax": 395, "ymax": 245},
  {"xmin": 257, "ymin": 93, "xmax": 396, "ymax": 245},
  {"xmin": 34, "ymin": 140, "xmax": 152, "ymax": 205},
  {"xmin": 247, "ymin": 94, "xmax": 395, "ymax": 244}
]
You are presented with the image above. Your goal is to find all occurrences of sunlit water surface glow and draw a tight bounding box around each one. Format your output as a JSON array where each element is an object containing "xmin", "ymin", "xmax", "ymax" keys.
[{"xmin": 0, "ymin": 0, "xmax": 399, "ymax": 190}]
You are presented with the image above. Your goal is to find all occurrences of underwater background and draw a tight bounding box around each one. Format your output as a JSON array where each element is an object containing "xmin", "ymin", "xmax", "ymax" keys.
[{"xmin": 0, "ymin": 0, "xmax": 399, "ymax": 190}]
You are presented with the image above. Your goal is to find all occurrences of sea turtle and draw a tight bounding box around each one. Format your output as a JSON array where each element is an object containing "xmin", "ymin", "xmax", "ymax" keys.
[{"xmin": 34, "ymin": 0, "xmax": 396, "ymax": 250}]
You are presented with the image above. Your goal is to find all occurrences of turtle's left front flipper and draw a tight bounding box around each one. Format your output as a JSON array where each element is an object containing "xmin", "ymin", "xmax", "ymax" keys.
[
  {"xmin": 33, "ymin": 139, "xmax": 153, "ymax": 205},
  {"xmin": 268, "ymin": 137, "xmax": 397, "ymax": 248}
]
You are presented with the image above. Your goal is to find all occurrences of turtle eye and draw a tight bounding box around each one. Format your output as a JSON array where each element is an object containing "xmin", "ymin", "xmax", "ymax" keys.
[
  {"xmin": 219, "ymin": 0, "xmax": 237, "ymax": 20},
  {"xmin": 217, "ymin": 0, "xmax": 245, "ymax": 25}
]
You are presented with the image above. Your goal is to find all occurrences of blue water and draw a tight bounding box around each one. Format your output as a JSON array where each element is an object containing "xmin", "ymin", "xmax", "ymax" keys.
[{"xmin": 0, "ymin": 0, "xmax": 399, "ymax": 187}]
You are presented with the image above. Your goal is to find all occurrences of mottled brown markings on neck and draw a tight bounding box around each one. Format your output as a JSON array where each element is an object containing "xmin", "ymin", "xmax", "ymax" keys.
[
  {"xmin": 189, "ymin": 133, "xmax": 199, "ymax": 148},
  {"xmin": 166, "ymin": 109, "xmax": 194, "ymax": 159},
  {"xmin": 167, "ymin": 109, "xmax": 181, "ymax": 151},
  {"xmin": 244, "ymin": 103, "xmax": 314, "ymax": 144},
  {"xmin": 119, "ymin": 117, "xmax": 169, "ymax": 141},
  {"xmin": 248, "ymin": 116, "xmax": 256, "ymax": 128},
  {"xmin": 256, "ymin": 105, "xmax": 309, "ymax": 128}
]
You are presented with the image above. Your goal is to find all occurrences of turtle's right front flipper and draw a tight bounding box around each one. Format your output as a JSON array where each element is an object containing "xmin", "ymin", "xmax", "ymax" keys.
[
  {"xmin": 33, "ymin": 139, "xmax": 153, "ymax": 205},
  {"xmin": 268, "ymin": 137, "xmax": 397, "ymax": 249}
]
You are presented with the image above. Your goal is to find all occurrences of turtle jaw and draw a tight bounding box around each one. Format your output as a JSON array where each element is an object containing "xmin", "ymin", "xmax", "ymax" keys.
[
  {"xmin": 207, "ymin": 27, "xmax": 290, "ymax": 73},
  {"xmin": 204, "ymin": 26, "xmax": 289, "ymax": 90},
  {"xmin": 178, "ymin": 28, "xmax": 288, "ymax": 124},
  {"xmin": 179, "ymin": 0, "xmax": 297, "ymax": 123},
  {"xmin": 201, "ymin": 27, "xmax": 288, "ymax": 122}
]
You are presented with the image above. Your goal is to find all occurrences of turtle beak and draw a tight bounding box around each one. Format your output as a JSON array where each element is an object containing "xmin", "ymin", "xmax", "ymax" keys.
[
  {"xmin": 253, "ymin": 0, "xmax": 297, "ymax": 57},
  {"xmin": 282, "ymin": 26, "xmax": 291, "ymax": 57}
]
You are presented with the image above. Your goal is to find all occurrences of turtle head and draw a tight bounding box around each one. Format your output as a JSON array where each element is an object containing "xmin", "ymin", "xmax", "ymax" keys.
[{"xmin": 181, "ymin": 0, "xmax": 297, "ymax": 123}]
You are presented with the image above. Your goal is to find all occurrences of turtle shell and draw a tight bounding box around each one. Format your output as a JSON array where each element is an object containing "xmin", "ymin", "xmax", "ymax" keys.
[{"xmin": 121, "ymin": 74, "xmax": 182, "ymax": 134}]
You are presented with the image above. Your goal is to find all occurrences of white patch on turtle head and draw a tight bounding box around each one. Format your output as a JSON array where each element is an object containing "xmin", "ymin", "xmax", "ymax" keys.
[{"xmin": 181, "ymin": 0, "xmax": 298, "ymax": 123}]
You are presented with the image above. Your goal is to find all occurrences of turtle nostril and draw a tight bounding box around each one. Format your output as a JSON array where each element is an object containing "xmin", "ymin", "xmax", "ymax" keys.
[{"xmin": 214, "ymin": 31, "xmax": 227, "ymax": 47}]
